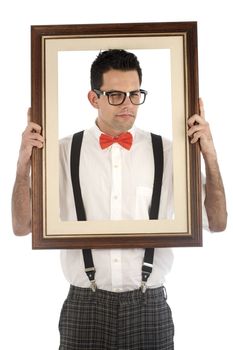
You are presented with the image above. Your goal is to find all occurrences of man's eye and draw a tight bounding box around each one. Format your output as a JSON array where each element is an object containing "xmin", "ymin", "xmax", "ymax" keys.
[
  {"xmin": 110, "ymin": 93, "xmax": 123, "ymax": 97},
  {"xmin": 130, "ymin": 92, "xmax": 140, "ymax": 97}
]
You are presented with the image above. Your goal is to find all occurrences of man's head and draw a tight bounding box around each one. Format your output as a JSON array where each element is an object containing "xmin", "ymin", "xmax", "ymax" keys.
[
  {"xmin": 88, "ymin": 49, "xmax": 146, "ymax": 136},
  {"xmin": 90, "ymin": 49, "xmax": 142, "ymax": 90}
]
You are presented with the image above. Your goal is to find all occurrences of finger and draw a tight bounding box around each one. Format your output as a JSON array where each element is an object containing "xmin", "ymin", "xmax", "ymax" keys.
[
  {"xmin": 187, "ymin": 124, "xmax": 202, "ymax": 137},
  {"xmin": 30, "ymin": 140, "xmax": 44, "ymax": 148},
  {"xmin": 28, "ymin": 132, "xmax": 44, "ymax": 142},
  {"xmin": 26, "ymin": 108, "xmax": 42, "ymax": 133},
  {"xmin": 187, "ymin": 114, "xmax": 204, "ymax": 127},
  {"xmin": 22, "ymin": 128, "xmax": 44, "ymax": 146},
  {"xmin": 26, "ymin": 121, "xmax": 42, "ymax": 133},
  {"xmin": 190, "ymin": 131, "xmax": 202, "ymax": 144},
  {"xmin": 198, "ymin": 97, "xmax": 205, "ymax": 119},
  {"xmin": 27, "ymin": 107, "xmax": 31, "ymax": 123},
  {"xmin": 23, "ymin": 139, "xmax": 44, "ymax": 150}
]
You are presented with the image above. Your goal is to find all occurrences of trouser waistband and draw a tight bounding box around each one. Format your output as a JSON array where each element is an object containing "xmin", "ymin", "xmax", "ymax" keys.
[{"xmin": 67, "ymin": 285, "xmax": 167, "ymax": 304}]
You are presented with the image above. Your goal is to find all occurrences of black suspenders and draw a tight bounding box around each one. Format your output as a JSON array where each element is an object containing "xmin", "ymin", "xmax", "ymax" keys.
[
  {"xmin": 70, "ymin": 131, "xmax": 97, "ymax": 291},
  {"xmin": 70, "ymin": 131, "xmax": 164, "ymax": 292},
  {"xmin": 141, "ymin": 133, "xmax": 164, "ymax": 292},
  {"xmin": 70, "ymin": 131, "xmax": 86, "ymax": 221}
]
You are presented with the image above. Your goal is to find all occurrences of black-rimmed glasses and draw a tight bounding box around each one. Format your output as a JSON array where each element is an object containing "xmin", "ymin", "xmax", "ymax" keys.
[{"xmin": 94, "ymin": 89, "xmax": 148, "ymax": 106}]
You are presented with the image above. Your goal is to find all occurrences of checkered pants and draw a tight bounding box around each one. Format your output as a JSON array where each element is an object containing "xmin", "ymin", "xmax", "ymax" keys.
[{"xmin": 59, "ymin": 285, "xmax": 174, "ymax": 350}]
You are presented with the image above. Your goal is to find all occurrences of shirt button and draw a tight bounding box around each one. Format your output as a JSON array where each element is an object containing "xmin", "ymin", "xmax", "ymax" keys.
[
  {"xmin": 114, "ymin": 258, "xmax": 118, "ymax": 263},
  {"xmin": 114, "ymin": 195, "xmax": 118, "ymax": 200},
  {"xmin": 114, "ymin": 164, "xmax": 119, "ymax": 168}
]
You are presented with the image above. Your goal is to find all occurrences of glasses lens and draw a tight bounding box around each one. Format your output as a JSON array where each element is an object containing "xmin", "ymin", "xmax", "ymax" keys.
[
  {"xmin": 108, "ymin": 92, "xmax": 125, "ymax": 105},
  {"xmin": 129, "ymin": 91, "xmax": 145, "ymax": 105}
]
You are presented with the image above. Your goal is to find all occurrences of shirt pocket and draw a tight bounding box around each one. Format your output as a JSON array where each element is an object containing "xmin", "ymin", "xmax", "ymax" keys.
[{"xmin": 135, "ymin": 186, "xmax": 153, "ymax": 219}]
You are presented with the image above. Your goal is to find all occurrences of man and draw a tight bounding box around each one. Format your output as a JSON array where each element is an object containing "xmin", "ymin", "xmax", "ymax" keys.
[{"xmin": 12, "ymin": 49, "xmax": 227, "ymax": 350}]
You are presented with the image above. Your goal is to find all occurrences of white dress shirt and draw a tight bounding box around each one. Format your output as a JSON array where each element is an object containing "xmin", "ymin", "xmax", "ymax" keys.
[{"xmin": 59, "ymin": 124, "xmax": 174, "ymax": 292}]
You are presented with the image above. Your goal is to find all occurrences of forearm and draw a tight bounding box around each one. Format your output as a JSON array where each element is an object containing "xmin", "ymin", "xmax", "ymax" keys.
[
  {"xmin": 188, "ymin": 98, "xmax": 227, "ymax": 232},
  {"xmin": 11, "ymin": 118, "xmax": 44, "ymax": 235},
  {"xmin": 11, "ymin": 162, "xmax": 32, "ymax": 236},
  {"xmin": 203, "ymin": 152, "xmax": 227, "ymax": 232}
]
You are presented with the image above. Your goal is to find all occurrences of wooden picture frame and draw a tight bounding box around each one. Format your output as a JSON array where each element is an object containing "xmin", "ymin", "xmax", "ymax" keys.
[{"xmin": 31, "ymin": 21, "xmax": 202, "ymax": 249}]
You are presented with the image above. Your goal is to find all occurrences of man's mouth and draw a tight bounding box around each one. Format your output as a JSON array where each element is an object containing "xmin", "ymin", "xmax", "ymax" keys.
[{"xmin": 115, "ymin": 112, "xmax": 134, "ymax": 118}]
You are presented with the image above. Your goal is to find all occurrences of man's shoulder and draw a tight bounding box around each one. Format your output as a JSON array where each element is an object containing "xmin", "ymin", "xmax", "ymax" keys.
[
  {"xmin": 134, "ymin": 127, "xmax": 152, "ymax": 141},
  {"xmin": 135, "ymin": 128, "xmax": 171, "ymax": 146},
  {"xmin": 59, "ymin": 134, "xmax": 73, "ymax": 145},
  {"xmin": 59, "ymin": 130, "xmax": 86, "ymax": 146},
  {"xmin": 59, "ymin": 134, "xmax": 76, "ymax": 156}
]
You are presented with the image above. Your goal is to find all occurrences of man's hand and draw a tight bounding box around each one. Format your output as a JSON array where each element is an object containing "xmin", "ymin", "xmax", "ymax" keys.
[
  {"xmin": 187, "ymin": 98, "xmax": 216, "ymax": 160},
  {"xmin": 17, "ymin": 108, "xmax": 44, "ymax": 177}
]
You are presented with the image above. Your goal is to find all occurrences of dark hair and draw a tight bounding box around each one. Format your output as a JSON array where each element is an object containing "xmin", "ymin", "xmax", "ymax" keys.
[{"xmin": 90, "ymin": 49, "xmax": 142, "ymax": 90}]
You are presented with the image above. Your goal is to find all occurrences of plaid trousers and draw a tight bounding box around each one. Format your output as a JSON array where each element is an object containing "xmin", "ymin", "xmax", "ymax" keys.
[{"xmin": 59, "ymin": 285, "xmax": 174, "ymax": 350}]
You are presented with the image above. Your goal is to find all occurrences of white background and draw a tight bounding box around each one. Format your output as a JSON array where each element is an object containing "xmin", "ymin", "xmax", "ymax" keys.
[{"xmin": 0, "ymin": 1, "xmax": 232, "ymax": 349}]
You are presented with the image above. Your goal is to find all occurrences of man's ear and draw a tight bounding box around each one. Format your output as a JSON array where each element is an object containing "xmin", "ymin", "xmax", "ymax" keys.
[{"xmin": 88, "ymin": 90, "xmax": 99, "ymax": 109}]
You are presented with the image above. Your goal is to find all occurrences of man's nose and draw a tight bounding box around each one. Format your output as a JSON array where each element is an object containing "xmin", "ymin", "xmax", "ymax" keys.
[{"xmin": 122, "ymin": 94, "xmax": 132, "ymax": 106}]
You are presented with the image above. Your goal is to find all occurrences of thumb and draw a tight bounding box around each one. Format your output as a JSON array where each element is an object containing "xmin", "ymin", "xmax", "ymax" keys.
[{"xmin": 27, "ymin": 107, "xmax": 31, "ymax": 123}]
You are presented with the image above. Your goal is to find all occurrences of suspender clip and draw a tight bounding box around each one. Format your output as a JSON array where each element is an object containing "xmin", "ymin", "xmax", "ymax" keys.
[
  {"xmin": 141, "ymin": 281, "xmax": 147, "ymax": 293},
  {"xmin": 141, "ymin": 268, "xmax": 151, "ymax": 293},
  {"xmin": 90, "ymin": 280, "xmax": 97, "ymax": 292},
  {"xmin": 85, "ymin": 267, "xmax": 97, "ymax": 292}
]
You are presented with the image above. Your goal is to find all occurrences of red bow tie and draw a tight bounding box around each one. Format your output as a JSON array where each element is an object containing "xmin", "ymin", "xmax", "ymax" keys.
[{"xmin": 99, "ymin": 132, "xmax": 133, "ymax": 150}]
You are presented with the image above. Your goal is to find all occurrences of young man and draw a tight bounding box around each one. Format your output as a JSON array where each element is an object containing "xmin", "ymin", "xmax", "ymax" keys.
[{"xmin": 12, "ymin": 50, "xmax": 227, "ymax": 350}]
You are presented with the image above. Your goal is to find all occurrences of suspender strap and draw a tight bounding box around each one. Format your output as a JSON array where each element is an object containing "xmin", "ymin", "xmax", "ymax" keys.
[
  {"xmin": 149, "ymin": 133, "xmax": 164, "ymax": 220},
  {"xmin": 70, "ymin": 131, "xmax": 86, "ymax": 221},
  {"xmin": 70, "ymin": 132, "xmax": 96, "ymax": 291},
  {"xmin": 141, "ymin": 134, "xmax": 164, "ymax": 292}
]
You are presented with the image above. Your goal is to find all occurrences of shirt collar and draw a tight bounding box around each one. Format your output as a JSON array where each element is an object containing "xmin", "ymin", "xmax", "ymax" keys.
[{"xmin": 92, "ymin": 121, "xmax": 136, "ymax": 140}]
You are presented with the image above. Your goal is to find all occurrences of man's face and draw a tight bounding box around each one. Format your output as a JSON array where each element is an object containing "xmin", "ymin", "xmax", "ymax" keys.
[{"xmin": 94, "ymin": 69, "xmax": 141, "ymax": 136}]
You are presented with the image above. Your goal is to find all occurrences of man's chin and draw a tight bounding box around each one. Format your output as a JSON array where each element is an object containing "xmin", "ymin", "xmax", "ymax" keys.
[{"xmin": 114, "ymin": 116, "xmax": 135, "ymax": 130}]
